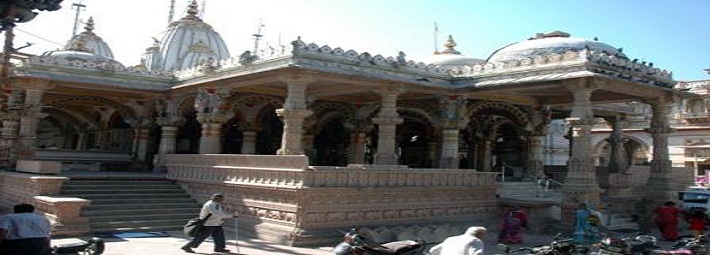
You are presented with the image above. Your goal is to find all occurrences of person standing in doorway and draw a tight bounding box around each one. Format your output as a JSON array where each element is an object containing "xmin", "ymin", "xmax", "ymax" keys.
[
  {"xmin": 0, "ymin": 203, "xmax": 53, "ymax": 255},
  {"xmin": 181, "ymin": 193, "xmax": 237, "ymax": 253}
]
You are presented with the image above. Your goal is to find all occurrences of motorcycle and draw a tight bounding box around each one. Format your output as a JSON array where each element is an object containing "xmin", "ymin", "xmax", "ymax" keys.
[
  {"xmin": 330, "ymin": 229, "xmax": 425, "ymax": 255},
  {"xmin": 52, "ymin": 237, "xmax": 105, "ymax": 255},
  {"xmin": 648, "ymin": 235, "xmax": 710, "ymax": 255},
  {"xmin": 596, "ymin": 233, "xmax": 658, "ymax": 255},
  {"xmin": 497, "ymin": 233, "xmax": 589, "ymax": 255}
]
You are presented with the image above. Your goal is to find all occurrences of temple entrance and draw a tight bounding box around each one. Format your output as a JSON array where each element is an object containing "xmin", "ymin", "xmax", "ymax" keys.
[
  {"xmin": 397, "ymin": 114, "xmax": 434, "ymax": 168},
  {"xmin": 176, "ymin": 112, "xmax": 201, "ymax": 154},
  {"xmin": 222, "ymin": 117, "xmax": 243, "ymax": 154},
  {"xmin": 313, "ymin": 117, "xmax": 349, "ymax": 166},
  {"xmin": 494, "ymin": 123, "xmax": 526, "ymax": 178},
  {"xmin": 255, "ymin": 106, "xmax": 282, "ymax": 155}
]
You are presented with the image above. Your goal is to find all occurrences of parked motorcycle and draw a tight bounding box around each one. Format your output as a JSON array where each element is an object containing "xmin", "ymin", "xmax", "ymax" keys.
[
  {"xmin": 52, "ymin": 237, "xmax": 105, "ymax": 255},
  {"xmin": 330, "ymin": 229, "xmax": 425, "ymax": 255},
  {"xmin": 497, "ymin": 233, "xmax": 589, "ymax": 255},
  {"xmin": 648, "ymin": 235, "xmax": 710, "ymax": 255},
  {"xmin": 596, "ymin": 233, "xmax": 658, "ymax": 255}
]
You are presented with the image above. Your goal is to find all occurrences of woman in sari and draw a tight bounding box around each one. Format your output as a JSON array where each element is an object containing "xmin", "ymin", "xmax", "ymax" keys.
[
  {"xmin": 573, "ymin": 202, "xmax": 602, "ymax": 244},
  {"xmin": 654, "ymin": 201, "xmax": 681, "ymax": 241},
  {"xmin": 498, "ymin": 206, "xmax": 528, "ymax": 244}
]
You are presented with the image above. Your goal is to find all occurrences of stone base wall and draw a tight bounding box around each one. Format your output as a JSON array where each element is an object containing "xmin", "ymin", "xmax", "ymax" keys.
[
  {"xmin": 0, "ymin": 171, "xmax": 89, "ymax": 236},
  {"xmin": 165, "ymin": 154, "xmax": 500, "ymax": 246}
]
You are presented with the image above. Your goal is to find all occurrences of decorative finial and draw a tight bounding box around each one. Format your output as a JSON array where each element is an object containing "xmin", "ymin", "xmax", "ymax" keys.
[
  {"xmin": 440, "ymin": 35, "xmax": 461, "ymax": 55},
  {"xmin": 84, "ymin": 17, "xmax": 95, "ymax": 33},
  {"xmin": 187, "ymin": 0, "xmax": 199, "ymax": 17}
]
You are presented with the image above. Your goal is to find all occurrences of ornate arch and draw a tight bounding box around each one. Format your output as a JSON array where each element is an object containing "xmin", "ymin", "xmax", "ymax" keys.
[
  {"xmin": 43, "ymin": 108, "xmax": 97, "ymax": 131},
  {"xmin": 46, "ymin": 96, "xmax": 136, "ymax": 121},
  {"xmin": 230, "ymin": 95, "xmax": 284, "ymax": 124},
  {"xmin": 466, "ymin": 101, "xmax": 532, "ymax": 131},
  {"xmin": 593, "ymin": 135, "xmax": 651, "ymax": 158},
  {"xmin": 310, "ymin": 101, "xmax": 356, "ymax": 134}
]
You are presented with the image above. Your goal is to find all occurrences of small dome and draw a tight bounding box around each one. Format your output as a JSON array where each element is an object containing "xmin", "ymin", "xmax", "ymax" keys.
[
  {"xmin": 486, "ymin": 31, "xmax": 626, "ymax": 63},
  {"xmin": 427, "ymin": 35, "xmax": 484, "ymax": 67},
  {"xmin": 41, "ymin": 17, "xmax": 123, "ymax": 67},
  {"xmin": 148, "ymin": 0, "xmax": 229, "ymax": 71},
  {"xmin": 64, "ymin": 17, "xmax": 115, "ymax": 59}
]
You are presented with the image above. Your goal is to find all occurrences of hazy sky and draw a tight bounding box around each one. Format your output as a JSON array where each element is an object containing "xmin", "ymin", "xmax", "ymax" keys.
[{"xmin": 12, "ymin": 0, "xmax": 709, "ymax": 80}]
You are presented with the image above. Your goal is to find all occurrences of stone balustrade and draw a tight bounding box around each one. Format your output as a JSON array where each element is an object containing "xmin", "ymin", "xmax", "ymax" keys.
[
  {"xmin": 0, "ymin": 171, "xmax": 89, "ymax": 236},
  {"xmin": 164, "ymin": 154, "xmax": 497, "ymax": 188},
  {"xmin": 163, "ymin": 154, "xmax": 500, "ymax": 246}
]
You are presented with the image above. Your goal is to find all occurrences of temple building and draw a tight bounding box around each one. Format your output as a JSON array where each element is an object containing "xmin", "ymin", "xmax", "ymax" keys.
[{"xmin": 0, "ymin": 1, "xmax": 704, "ymax": 246}]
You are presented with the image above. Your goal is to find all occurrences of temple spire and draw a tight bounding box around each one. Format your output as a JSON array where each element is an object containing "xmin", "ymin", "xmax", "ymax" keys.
[
  {"xmin": 438, "ymin": 35, "xmax": 461, "ymax": 55},
  {"xmin": 183, "ymin": 0, "xmax": 201, "ymax": 21}
]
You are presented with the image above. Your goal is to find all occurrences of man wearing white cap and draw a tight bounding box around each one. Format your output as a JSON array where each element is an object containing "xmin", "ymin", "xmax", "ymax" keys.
[{"xmin": 429, "ymin": 226, "xmax": 486, "ymax": 255}]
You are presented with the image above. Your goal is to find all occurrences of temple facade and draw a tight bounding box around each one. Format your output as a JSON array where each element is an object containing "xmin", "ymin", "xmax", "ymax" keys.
[{"xmin": 0, "ymin": 1, "xmax": 703, "ymax": 245}]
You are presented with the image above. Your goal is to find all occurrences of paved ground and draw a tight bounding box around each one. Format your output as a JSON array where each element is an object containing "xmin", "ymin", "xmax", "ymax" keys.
[{"xmin": 51, "ymin": 228, "xmax": 688, "ymax": 255}]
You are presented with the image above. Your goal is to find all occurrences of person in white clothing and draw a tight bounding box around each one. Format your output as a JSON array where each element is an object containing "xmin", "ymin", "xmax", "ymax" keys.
[
  {"xmin": 181, "ymin": 193, "xmax": 237, "ymax": 253},
  {"xmin": 429, "ymin": 226, "xmax": 486, "ymax": 255},
  {"xmin": 0, "ymin": 203, "xmax": 53, "ymax": 255}
]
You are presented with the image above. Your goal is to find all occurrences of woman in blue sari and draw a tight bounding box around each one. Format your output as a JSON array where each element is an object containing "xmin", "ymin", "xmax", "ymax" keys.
[{"xmin": 573, "ymin": 202, "xmax": 602, "ymax": 244}]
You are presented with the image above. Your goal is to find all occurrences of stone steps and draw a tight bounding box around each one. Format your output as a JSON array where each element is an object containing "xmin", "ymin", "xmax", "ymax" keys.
[{"xmin": 61, "ymin": 177, "xmax": 200, "ymax": 234}]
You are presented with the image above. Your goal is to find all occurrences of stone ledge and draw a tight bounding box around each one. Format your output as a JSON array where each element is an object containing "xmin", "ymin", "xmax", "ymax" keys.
[
  {"xmin": 34, "ymin": 195, "xmax": 91, "ymax": 237},
  {"xmin": 16, "ymin": 160, "xmax": 62, "ymax": 174}
]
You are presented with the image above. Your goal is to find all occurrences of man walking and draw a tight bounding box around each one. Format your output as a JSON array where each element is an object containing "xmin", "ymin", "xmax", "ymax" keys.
[
  {"xmin": 0, "ymin": 203, "xmax": 53, "ymax": 255},
  {"xmin": 181, "ymin": 193, "xmax": 237, "ymax": 253},
  {"xmin": 429, "ymin": 226, "xmax": 486, "ymax": 255}
]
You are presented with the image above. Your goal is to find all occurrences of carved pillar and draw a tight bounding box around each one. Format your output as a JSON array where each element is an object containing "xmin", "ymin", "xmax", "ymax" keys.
[
  {"xmin": 372, "ymin": 86, "xmax": 404, "ymax": 165},
  {"xmin": 528, "ymin": 135, "xmax": 545, "ymax": 177},
  {"xmin": 561, "ymin": 81, "xmax": 600, "ymax": 223},
  {"xmin": 607, "ymin": 117, "xmax": 626, "ymax": 173},
  {"xmin": 15, "ymin": 89, "xmax": 47, "ymax": 159},
  {"xmin": 131, "ymin": 127, "xmax": 150, "ymax": 162},
  {"xmin": 481, "ymin": 138, "xmax": 493, "ymax": 172},
  {"xmin": 241, "ymin": 130, "xmax": 257, "ymax": 154},
  {"xmin": 276, "ymin": 74, "xmax": 313, "ymax": 155},
  {"xmin": 348, "ymin": 131, "xmax": 367, "ymax": 164},
  {"xmin": 438, "ymin": 96, "xmax": 468, "ymax": 169},
  {"xmin": 646, "ymin": 99, "xmax": 675, "ymax": 201},
  {"xmin": 195, "ymin": 88, "xmax": 232, "ymax": 154}
]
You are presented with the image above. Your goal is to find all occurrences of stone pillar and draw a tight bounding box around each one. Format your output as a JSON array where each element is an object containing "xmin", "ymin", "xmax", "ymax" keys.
[
  {"xmin": 241, "ymin": 130, "xmax": 257, "ymax": 154},
  {"xmin": 481, "ymin": 138, "xmax": 493, "ymax": 172},
  {"xmin": 646, "ymin": 99, "xmax": 675, "ymax": 201},
  {"xmin": 607, "ymin": 117, "xmax": 626, "ymax": 173},
  {"xmin": 276, "ymin": 74, "xmax": 314, "ymax": 155},
  {"xmin": 75, "ymin": 132, "xmax": 87, "ymax": 150},
  {"xmin": 561, "ymin": 81, "xmax": 600, "ymax": 222},
  {"xmin": 16, "ymin": 89, "xmax": 46, "ymax": 159},
  {"xmin": 348, "ymin": 131, "xmax": 367, "ymax": 164},
  {"xmin": 438, "ymin": 96, "xmax": 468, "ymax": 169},
  {"xmin": 132, "ymin": 127, "xmax": 150, "ymax": 162},
  {"xmin": 158, "ymin": 126, "xmax": 178, "ymax": 154},
  {"xmin": 440, "ymin": 129, "xmax": 459, "ymax": 168},
  {"xmin": 372, "ymin": 86, "xmax": 404, "ymax": 165},
  {"xmin": 195, "ymin": 88, "xmax": 232, "ymax": 154},
  {"xmin": 528, "ymin": 135, "xmax": 545, "ymax": 177}
]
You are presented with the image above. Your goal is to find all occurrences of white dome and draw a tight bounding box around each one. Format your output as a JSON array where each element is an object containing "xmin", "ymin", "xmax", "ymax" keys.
[
  {"xmin": 62, "ymin": 17, "xmax": 116, "ymax": 60},
  {"xmin": 147, "ymin": 1, "xmax": 229, "ymax": 71},
  {"xmin": 487, "ymin": 31, "xmax": 626, "ymax": 63}
]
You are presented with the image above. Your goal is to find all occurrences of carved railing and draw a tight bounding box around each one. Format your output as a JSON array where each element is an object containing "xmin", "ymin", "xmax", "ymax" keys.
[{"xmin": 164, "ymin": 154, "xmax": 497, "ymax": 188}]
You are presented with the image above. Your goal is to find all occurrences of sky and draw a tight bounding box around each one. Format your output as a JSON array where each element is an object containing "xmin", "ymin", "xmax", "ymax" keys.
[{"xmin": 11, "ymin": 0, "xmax": 710, "ymax": 81}]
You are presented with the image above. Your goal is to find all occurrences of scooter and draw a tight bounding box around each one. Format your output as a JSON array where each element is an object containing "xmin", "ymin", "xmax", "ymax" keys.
[
  {"xmin": 52, "ymin": 237, "xmax": 105, "ymax": 255},
  {"xmin": 330, "ymin": 229, "xmax": 425, "ymax": 255}
]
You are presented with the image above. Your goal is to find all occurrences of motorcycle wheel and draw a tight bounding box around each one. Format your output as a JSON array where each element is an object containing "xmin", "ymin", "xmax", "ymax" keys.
[{"xmin": 83, "ymin": 238, "xmax": 105, "ymax": 255}]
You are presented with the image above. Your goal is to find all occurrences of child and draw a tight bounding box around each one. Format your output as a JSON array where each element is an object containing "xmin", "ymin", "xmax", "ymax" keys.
[{"xmin": 686, "ymin": 209, "xmax": 708, "ymax": 238}]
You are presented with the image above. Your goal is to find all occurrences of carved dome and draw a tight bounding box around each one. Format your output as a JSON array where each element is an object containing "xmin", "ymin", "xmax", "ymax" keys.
[
  {"xmin": 42, "ymin": 17, "xmax": 123, "ymax": 67},
  {"xmin": 145, "ymin": 0, "xmax": 230, "ymax": 71},
  {"xmin": 427, "ymin": 35, "xmax": 484, "ymax": 67},
  {"xmin": 486, "ymin": 31, "xmax": 626, "ymax": 63}
]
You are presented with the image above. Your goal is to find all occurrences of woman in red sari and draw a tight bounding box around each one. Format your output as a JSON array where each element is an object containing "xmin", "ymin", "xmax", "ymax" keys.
[
  {"xmin": 654, "ymin": 201, "xmax": 682, "ymax": 241},
  {"xmin": 498, "ymin": 205, "xmax": 528, "ymax": 244}
]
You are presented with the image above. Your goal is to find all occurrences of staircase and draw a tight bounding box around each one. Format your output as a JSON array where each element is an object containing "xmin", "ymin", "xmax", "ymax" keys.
[
  {"xmin": 60, "ymin": 178, "xmax": 201, "ymax": 233},
  {"xmin": 497, "ymin": 181, "xmax": 561, "ymax": 199}
]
